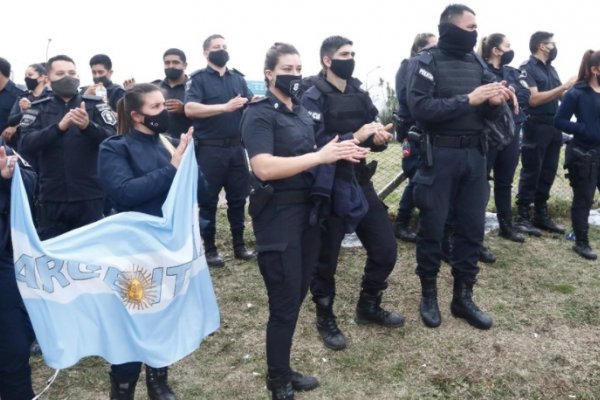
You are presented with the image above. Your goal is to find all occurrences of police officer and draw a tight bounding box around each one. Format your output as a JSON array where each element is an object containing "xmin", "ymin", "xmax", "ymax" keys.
[
  {"xmin": 555, "ymin": 49, "xmax": 600, "ymax": 260},
  {"xmin": 406, "ymin": 4, "xmax": 512, "ymax": 330},
  {"xmin": 241, "ymin": 42, "xmax": 366, "ymax": 400},
  {"xmin": 0, "ymin": 140, "xmax": 37, "ymax": 400},
  {"xmin": 479, "ymin": 33, "xmax": 530, "ymax": 243},
  {"xmin": 394, "ymin": 32, "xmax": 438, "ymax": 243},
  {"xmin": 19, "ymin": 55, "xmax": 116, "ymax": 240},
  {"xmin": 515, "ymin": 32, "xmax": 577, "ymax": 236},
  {"xmin": 0, "ymin": 57, "xmax": 25, "ymax": 137},
  {"xmin": 184, "ymin": 34, "xmax": 254, "ymax": 267},
  {"xmin": 302, "ymin": 36, "xmax": 404, "ymax": 351},
  {"xmin": 99, "ymin": 83, "xmax": 189, "ymax": 400},
  {"xmin": 3, "ymin": 63, "xmax": 52, "ymax": 149},
  {"xmin": 152, "ymin": 48, "xmax": 192, "ymax": 139},
  {"xmin": 81, "ymin": 54, "xmax": 125, "ymax": 111}
]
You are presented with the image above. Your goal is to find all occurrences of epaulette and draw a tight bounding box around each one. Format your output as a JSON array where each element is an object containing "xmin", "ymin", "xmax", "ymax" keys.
[
  {"xmin": 189, "ymin": 68, "xmax": 205, "ymax": 77},
  {"xmin": 30, "ymin": 97, "xmax": 52, "ymax": 107},
  {"xmin": 247, "ymin": 97, "xmax": 270, "ymax": 106},
  {"xmin": 82, "ymin": 94, "xmax": 103, "ymax": 102},
  {"xmin": 229, "ymin": 68, "xmax": 245, "ymax": 77}
]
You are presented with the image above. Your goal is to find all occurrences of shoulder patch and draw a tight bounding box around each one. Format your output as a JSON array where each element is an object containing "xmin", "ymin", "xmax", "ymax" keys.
[
  {"xmin": 82, "ymin": 94, "xmax": 103, "ymax": 102},
  {"xmin": 96, "ymin": 103, "xmax": 117, "ymax": 126},
  {"xmin": 518, "ymin": 70, "xmax": 529, "ymax": 89},
  {"xmin": 307, "ymin": 110, "xmax": 321, "ymax": 122},
  {"xmin": 418, "ymin": 68, "xmax": 434, "ymax": 82},
  {"xmin": 19, "ymin": 109, "xmax": 39, "ymax": 128}
]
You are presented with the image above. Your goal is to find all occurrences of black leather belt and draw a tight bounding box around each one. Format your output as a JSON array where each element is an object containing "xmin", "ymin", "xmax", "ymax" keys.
[
  {"xmin": 527, "ymin": 115, "xmax": 554, "ymax": 125},
  {"xmin": 433, "ymin": 135, "xmax": 481, "ymax": 148},
  {"xmin": 272, "ymin": 190, "xmax": 311, "ymax": 205},
  {"xmin": 195, "ymin": 137, "xmax": 241, "ymax": 147}
]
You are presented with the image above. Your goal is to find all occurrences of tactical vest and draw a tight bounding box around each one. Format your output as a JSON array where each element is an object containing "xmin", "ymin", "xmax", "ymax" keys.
[
  {"xmin": 428, "ymin": 48, "xmax": 485, "ymax": 135},
  {"xmin": 314, "ymin": 78, "xmax": 372, "ymax": 135}
]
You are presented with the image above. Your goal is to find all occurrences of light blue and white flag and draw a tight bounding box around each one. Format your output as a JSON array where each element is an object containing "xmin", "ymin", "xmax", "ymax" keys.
[{"xmin": 10, "ymin": 144, "xmax": 220, "ymax": 369}]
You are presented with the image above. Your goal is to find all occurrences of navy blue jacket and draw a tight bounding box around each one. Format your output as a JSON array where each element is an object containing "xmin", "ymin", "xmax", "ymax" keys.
[
  {"xmin": 487, "ymin": 64, "xmax": 530, "ymax": 124},
  {"xmin": 554, "ymin": 82, "xmax": 600, "ymax": 150},
  {"xmin": 98, "ymin": 130, "xmax": 178, "ymax": 217},
  {"xmin": 0, "ymin": 138, "xmax": 37, "ymax": 261},
  {"xmin": 0, "ymin": 80, "xmax": 25, "ymax": 133},
  {"xmin": 19, "ymin": 94, "xmax": 116, "ymax": 202}
]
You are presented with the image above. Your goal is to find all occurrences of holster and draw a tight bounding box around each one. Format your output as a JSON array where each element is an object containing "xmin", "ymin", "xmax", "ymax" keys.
[
  {"xmin": 248, "ymin": 174, "xmax": 274, "ymax": 219},
  {"xmin": 409, "ymin": 127, "xmax": 433, "ymax": 168},
  {"xmin": 565, "ymin": 144, "xmax": 599, "ymax": 187}
]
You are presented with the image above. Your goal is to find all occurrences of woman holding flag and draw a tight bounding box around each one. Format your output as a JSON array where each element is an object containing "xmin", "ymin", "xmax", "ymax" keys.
[{"xmin": 98, "ymin": 83, "xmax": 192, "ymax": 400}]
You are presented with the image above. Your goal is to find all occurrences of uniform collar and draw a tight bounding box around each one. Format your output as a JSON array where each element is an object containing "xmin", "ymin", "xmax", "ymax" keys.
[
  {"xmin": 52, "ymin": 93, "xmax": 81, "ymax": 106},
  {"xmin": 160, "ymin": 76, "xmax": 188, "ymax": 89},
  {"xmin": 265, "ymin": 91, "xmax": 298, "ymax": 113},
  {"xmin": 206, "ymin": 65, "xmax": 231, "ymax": 76},
  {"xmin": 130, "ymin": 129, "xmax": 159, "ymax": 141},
  {"xmin": 0, "ymin": 79, "xmax": 15, "ymax": 93}
]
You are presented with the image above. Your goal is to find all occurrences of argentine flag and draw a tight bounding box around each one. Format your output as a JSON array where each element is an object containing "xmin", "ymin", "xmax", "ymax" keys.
[{"xmin": 10, "ymin": 144, "xmax": 220, "ymax": 369}]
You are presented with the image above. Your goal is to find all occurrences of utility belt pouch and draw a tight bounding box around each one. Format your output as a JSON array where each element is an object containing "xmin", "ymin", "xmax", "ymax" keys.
[{"xmin": 248, "ymin": 174, "xmax": 274, "ymax": 219}]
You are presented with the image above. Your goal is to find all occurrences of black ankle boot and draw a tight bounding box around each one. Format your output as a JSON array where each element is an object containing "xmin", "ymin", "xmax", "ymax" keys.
[
  {"xmin": 498, "ymin": 215, "xmax": 525, "ymax": 243},
  {"xmin": 419, "ymin": 276, "xmax": 441, "ymax": 328},
  {"xmin": 532, "ymin": 202, "xmax": 565, "ymax": 234},
  {"xmin": 204, "ymin": 238, "xmax": 224, "ymax": 267},
  {"xmin": 314, "ymin": 296, "xmax": 346, "ymax": 350},
  {"xmin": 109, "ymin": 373, "xmax": 138, "ymax": 400},
  {"xmin": 394, "ymin": 220, "xmax": 417, "ymax": 243},
  {"xmin": 146, "ymin": 366, "xmax": 176, "ymax": 400},
  {"xmin": 479, "ymin": 245, "xmax": 496, "ymax": 264},
  {"xmin": 355, "ymin": 291, "xmax": 405, "ymax": 327},
  {"xmin": 266, "ymin": 377, "xmax": 295, "ymax": 400},
  {"xmin": 573, "ymin": 230, "xmax": 598, "ymax": 260},
  {"xmin": 289, "ymin": 371, "xmax": 319, "ymax": 391},
  {"xmin": 450, "ymin": 279, "xmax": 493, "ymax": 330},
  {"xmin": 233, "ymin": 233, "xmax": 255, "ymax": 260},
  {"xmin": 514, "ymin": 204, "xmax": 542, "ymax": 237}
]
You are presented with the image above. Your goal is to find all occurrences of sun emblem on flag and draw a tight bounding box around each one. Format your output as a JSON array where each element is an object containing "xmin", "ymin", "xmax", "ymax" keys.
[{"xmin": 117, "ymin": 266, "xmax": 158, "ymax": 310}]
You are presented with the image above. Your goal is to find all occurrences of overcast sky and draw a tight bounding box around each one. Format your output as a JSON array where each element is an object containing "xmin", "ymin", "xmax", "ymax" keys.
[{"xmin": 2, "ymin": 0, "xmax": 597, "ymax": 104}]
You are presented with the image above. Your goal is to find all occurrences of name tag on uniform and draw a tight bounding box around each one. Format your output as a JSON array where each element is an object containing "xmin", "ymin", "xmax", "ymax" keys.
[{"xmin": 418, "ymin": 68, "xmax": 434, "ymax": 82}]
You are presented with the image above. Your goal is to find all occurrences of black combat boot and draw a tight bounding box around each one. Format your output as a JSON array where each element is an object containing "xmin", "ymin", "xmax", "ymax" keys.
[
  {"xmin": 266, "ymin": 377, "xmax": 295, "ymax": 400},
  {"xmin": 314, "ymin": 296, "xmax": 346, "ymax": 350},
  {"xmin": 394, "ymin": 219, "xmax": 417, "ymax": 243},
  {"xmin": 203, "ymin": 239, "xmax": 224, "ymax": 268},
  {"xmin": 479, "ymin": 245, "xmax": 496, "ymax": 264},
  {"xmin": 146, "ymin": 366, "xmax": 176, "ymax": 400},
  {"xmin": 232, "ymin": 232, "xmax": 255, "ymax": 261},
  {"xmin": 267, "ymin": 371, "xmax": 319, "ymax": 392},
  {"xmin": 514, "ymin": 204, "xmax": 542, "ymax": 237},
  {"xmin": 450, "ymin": 278, "xmax": 493, "ymax": 330},
  {"xmin": 532, "ymin": 202, "xmax": 565, "ymax": 234},
  {"xmin": 573, "ymin": 230, "xmax": 598, "ymax": 260},
  {"xmin": 419, "ymin": 276, "xmax": 441, "ymax": 328},
  {"xmin": 354, "ymin": 291, "xmax": 405, "ymax": 327},
  {"xmin": 498, "ymin": 215, "xmax": 525, "ymax": 243},
  {"xmin": 109, "ymin": 373, "xmax": 138, "ymax": 400}
]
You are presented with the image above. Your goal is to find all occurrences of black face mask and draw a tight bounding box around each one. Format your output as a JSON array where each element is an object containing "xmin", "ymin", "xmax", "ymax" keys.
[
  {"xmin": 274, "ymin": 74, "xmax": 302, "ymax": 97},
  {"xmin": 438, "ymin": 22, "xmax": 478, "ymax": 56},
  {"xmin": 93, "ymin": 76, "xmax": 112, "ymax": 87},
  {"xmin": 547, "ymin": 46, "xmax": 558, "ymax": 62},
  {"xmin": 499, "ymin": 49, "xmax": 515, "ymax": 66},
  {"xmin": 51, "ymin": 76, "xmax": 80, "ymax": 98},
  {"xmin": 164, "ymin": 68, "xmax": 184, "ymax": 80},
  {"xmin": 596, "ymin": 74, "xmax": 600, "ymax": 86},
  {"xmin": 25, "ymin": 77, "xmax": 39, "ymax": 91},
  {"xmin": 208, "ymin": 50, "xmax": 229, "ymax": 68},
  {"xmin": 330, "ymin": 59, "xmax": 355, "ymax": 80},
  {"xmin": 142, "ymin": 109, "xmax": 170, "ymax": 134}
]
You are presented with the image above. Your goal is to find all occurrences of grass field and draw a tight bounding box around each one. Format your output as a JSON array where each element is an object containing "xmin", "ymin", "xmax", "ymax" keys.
[{"xmin": 30, "ymin": 216, "xmax": 600, "ymax": 399}]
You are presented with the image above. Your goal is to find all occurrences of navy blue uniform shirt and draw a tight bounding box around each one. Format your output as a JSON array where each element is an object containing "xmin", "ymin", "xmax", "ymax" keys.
[
  {"xmin": 241, "ymin": 91, "xmax": 315, "ymax": 192},
  {"xmin": 19, "ymin": 94, "xmax": 116, "ymax": 202},
  {"xmin": 520, "ymin": 55, "xmax": 562, "ymax": 116},
  {"xmin": 153, "ymin": 77, "xmax": 192, "ymax": 138},
  {"xmin": 184, "ymin": 66, "xmax": 253, "ymax": 140},
  {"xmin": 0, "ymin": 80, "xmax": 25, "ymax": 133},
  {"xmin": 7, "ymin": 87, "xmax": 53, "ymax": 127},
  {"xmin": 98, "ymin": 130, "xmax": 177, "ymax": 217},
  {"xmin": 487, "ymin": 64, "xmax": 530, "ymax": 124},
  {"xmin": 554, "ymin": 82, "xmax": 600, "ymax": 150}
]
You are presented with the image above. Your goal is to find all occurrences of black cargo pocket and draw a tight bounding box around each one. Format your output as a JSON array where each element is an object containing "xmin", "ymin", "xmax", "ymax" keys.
[
  {"xmin": 412, "ymin": 170, "xmax": 435, "ymax": 210},
  {"xmin": 256, "ymin": 242, "xmax": 289, "ymax": 285}
]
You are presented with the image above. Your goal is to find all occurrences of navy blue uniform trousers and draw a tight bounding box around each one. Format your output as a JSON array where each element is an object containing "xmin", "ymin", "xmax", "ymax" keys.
[
  {"xmin": 0, "ymin": 252, "xmax": 35, "ymax": 400},
  {"xmin": 413, "ymin": 146, "xmax": 488, "ymax": 281}
]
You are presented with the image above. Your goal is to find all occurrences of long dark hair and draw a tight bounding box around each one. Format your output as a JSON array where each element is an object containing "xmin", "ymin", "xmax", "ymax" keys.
[
  {"xmin": 479, "ymin": 33, "xmax": 505, "ymax": 61},
  {"xmin": 116, "ymin": 83, "xmax": 162, "ymax": 134},
  {"xmin": 577, "ymin": 50, "xmax": 600, "ymax": 83}
]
